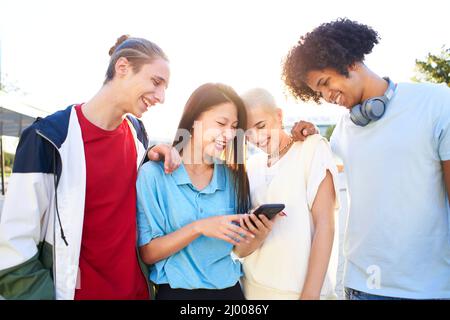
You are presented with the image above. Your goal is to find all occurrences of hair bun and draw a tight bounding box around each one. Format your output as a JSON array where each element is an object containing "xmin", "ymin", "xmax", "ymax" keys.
[{"xmin": 109, "ymin": 34, "xmax": 130, "ymax": 56}]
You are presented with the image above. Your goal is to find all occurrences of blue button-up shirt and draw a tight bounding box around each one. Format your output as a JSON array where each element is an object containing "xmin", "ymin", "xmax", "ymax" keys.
[{"xmin": 136, "ymin": 161, "xmax": 242, "ymax": 289}]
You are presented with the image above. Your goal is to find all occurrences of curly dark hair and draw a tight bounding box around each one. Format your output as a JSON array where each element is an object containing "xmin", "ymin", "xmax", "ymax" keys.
[{"xmin": 282, "ymin": 18, "xmax": 380, "ymax": 103}]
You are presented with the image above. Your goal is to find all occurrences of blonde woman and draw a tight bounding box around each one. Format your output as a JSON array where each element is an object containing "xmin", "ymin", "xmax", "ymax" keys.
[{"xmin": 234, "ymin": 88, "xmax": 340, "ymax": 300}]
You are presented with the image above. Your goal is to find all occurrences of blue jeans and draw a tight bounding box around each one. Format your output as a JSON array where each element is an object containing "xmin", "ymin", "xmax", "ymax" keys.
[{"xmin": 344, "ymin": 287, "xmax": 410, "ymax": 300}]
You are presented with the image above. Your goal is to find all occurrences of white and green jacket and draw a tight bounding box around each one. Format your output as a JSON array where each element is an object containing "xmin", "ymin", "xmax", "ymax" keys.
[{"xmin": 0, "ymin": 105, "xmax": 150, "ymax": 299}]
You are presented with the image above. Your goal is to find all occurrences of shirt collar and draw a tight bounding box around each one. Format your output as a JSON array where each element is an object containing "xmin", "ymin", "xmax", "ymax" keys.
[{"xmin": 171, "ymin": 162, "xmax": 226, "ymax": 194}]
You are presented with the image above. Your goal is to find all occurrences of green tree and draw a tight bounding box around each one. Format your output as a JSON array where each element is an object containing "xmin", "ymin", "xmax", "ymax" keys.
[
  {"xmin": 3, "ymin": 152, "xmax": 14, "ymax": 177},
  {"xmin": 412, "ymin": 45, "xmax": 450, "ymax": 86},
  {"xmin": 324, "ymin": 125, "xmax": 336, "ymax": 141},
  {"xmin": 4, "ymin": 152, "xmax": 14, "ymax": 168}
]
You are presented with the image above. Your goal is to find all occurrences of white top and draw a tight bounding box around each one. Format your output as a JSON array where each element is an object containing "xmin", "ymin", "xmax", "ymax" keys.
[{"xmin": 242, "ymin": 134, "xmax": 340, "ymax": 299}]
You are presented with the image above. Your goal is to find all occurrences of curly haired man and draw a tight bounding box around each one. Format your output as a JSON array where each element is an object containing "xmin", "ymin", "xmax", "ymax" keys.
[{"xmin": 285, "ymin": 19, "xmax": 450, "ymax": 300}]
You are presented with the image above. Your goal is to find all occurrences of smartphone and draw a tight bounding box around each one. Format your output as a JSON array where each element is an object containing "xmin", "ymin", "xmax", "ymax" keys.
[{"xmin": 252, "ymin": 203, "xmax": 285, "ymax": 220}]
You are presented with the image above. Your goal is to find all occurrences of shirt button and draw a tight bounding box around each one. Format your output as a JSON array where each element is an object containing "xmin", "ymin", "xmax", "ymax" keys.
[{"xmin": 200, "ymin": 208, "xmax": 203, "ymax": 213}]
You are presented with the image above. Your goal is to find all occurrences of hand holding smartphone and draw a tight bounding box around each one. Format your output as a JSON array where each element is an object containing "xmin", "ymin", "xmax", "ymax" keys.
[
  {"xmin": 252, "ymin": 203, "xmax": 286, "ymax": 220},
  {"xmin": 240, "ymin": 204, "xmax": 285, "ymax": 236}
]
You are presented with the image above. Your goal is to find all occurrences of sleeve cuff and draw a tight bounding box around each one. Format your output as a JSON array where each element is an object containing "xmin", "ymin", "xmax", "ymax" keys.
[{"xmin": 230, "ymin": 250, "xmax": 245, "ymax": 263}]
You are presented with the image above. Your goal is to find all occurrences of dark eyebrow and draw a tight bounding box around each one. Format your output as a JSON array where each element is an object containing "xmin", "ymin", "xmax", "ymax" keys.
[{"xmin": 254, "ymin": 121, "xmax": 265, "ymax": 127}]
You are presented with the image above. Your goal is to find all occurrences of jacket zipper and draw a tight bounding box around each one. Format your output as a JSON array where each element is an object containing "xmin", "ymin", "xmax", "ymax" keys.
[{"xmin": 36, "ymin": 129, "xmax": 62, "ymax": 299}]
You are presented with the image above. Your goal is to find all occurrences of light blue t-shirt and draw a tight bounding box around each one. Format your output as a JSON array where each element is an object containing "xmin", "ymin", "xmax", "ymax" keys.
[
  {"xmin": 331, "ymin": 82, "xmax": 450, "ymax": 299},
  {"xmin": 136, "ymin": 161, "xmax": 242, "ymax": 289}
]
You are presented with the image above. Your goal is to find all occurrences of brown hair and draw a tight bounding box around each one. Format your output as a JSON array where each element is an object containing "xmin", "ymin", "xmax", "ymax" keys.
[
  {"xmin": 104, "ymin": 35, "xmax": 168, "ymax": 84},
  {"xmin": 173, "ymin": 83, "xmax": 251, "ymax": 214}
]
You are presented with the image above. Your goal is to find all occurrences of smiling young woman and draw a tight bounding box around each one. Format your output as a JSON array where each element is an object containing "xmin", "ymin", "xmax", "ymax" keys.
[{"xmin": 136, "ymin": 83, "xmax": 253, "ymax": 300}]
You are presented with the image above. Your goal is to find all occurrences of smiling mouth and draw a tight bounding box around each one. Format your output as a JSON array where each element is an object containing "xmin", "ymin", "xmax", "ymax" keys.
[
  {"xmin": 257, "ymin": 137, "xmax": 270, "ymax": 148},
  {"xmin": 331, "ymin": 92, "xmax": 344, "ymax": 105},
  {"xmin": 215, "ymin": 139, "xmax": 226, "ymax": 151},
  {"xmin": 141, "ymin": 96, "xmax": 154, "ymax": 108}
]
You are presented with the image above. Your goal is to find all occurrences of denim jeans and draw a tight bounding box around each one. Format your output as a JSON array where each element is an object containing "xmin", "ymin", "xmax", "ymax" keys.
[{"xmin": 344, "ymin": 287, "xmax": 410, "ymax": 300}]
